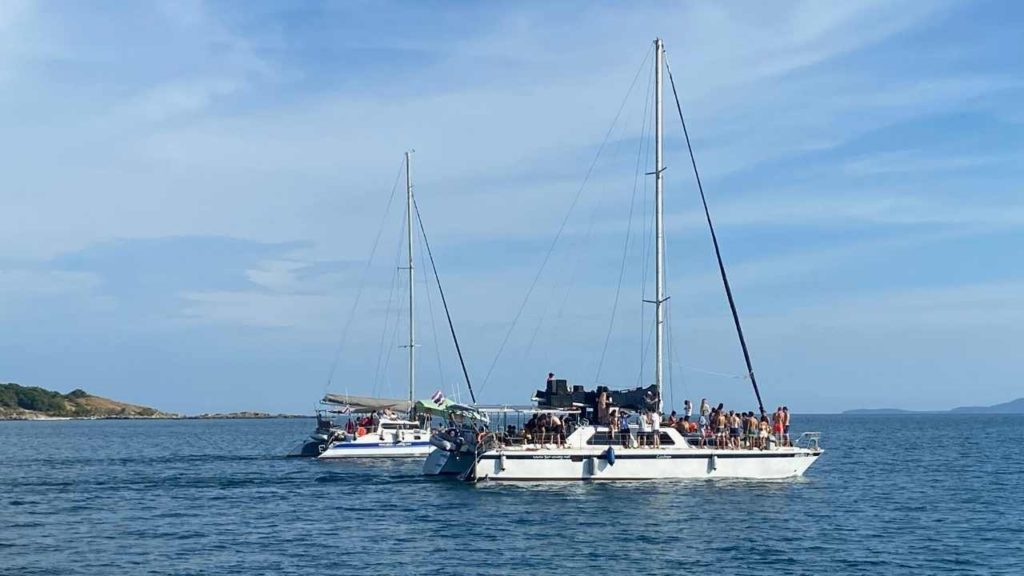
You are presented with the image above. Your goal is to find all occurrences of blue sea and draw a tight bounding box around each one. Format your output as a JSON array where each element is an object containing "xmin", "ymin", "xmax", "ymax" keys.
[{"xmin": 2, "ymin": 415, "xmax": 1022, "ymax": 575}]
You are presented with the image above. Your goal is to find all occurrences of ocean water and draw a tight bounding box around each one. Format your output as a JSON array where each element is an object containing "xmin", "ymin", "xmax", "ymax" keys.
[{"xmin": 1, "ymin": 415, "xmax": 1022, "ymax": 575}]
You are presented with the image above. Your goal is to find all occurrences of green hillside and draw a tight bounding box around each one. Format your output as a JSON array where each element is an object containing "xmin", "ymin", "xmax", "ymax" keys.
[{"xmin": 0, "ymin": 383, "xmax": 172, "ymax": 419}]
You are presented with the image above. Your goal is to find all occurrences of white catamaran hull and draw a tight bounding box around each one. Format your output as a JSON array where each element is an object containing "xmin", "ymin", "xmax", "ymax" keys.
[
  {"xmin": 319, "ymin": 440, "xmax": 433, "ymax": 459},
  {"xmin": 426, "ymin": 446, "xmax": 820, "ymax": 480},
  {"xmin": 317, "ymin": 418, "xmax": 433, "ymax": 459},
  {"xmin": 471, "ymin": 448, "xmax": 821, "ymax": 481}
]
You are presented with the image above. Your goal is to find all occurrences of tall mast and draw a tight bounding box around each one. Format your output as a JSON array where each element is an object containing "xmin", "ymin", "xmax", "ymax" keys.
[
  {"xmin": 405, "ymin": 151, "xmax": 415, "ymax": 403},
  {"xmin": 654, "ymin": 38, "xmax": 665, "ymax": 414}
]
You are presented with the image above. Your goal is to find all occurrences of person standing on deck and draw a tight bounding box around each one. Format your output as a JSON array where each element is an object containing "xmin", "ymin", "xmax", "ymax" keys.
[
  {"xmin": 651, "ymin": 410, "xmax": 661, "ymax": 448},
  {"xmin": 618, "ymin": 411, "xmax": 631, "ymax": 448},
  {"xmin": 782, "ymin": 406, "xmax": 791, "ymax": 446},
  {"xmin": 684, "ymin": 399, "xmax": 693, "ymax": 422},
  {"xmin": 700, "ymin": 398, "xmax": 710, "ymax": 420},
  {"xmin": 637, "ymin": 410, "xmax": 649, "ymax": 447}
]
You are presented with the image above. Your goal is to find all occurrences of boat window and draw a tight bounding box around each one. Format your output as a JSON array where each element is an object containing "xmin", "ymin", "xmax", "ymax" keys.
[
  {"xmin": 381, "ymin": 423, "xmax": 420, "ymax": 430},
  {"xmin": 586, "ymin": 433, "xmax": 624, "ymax": 446}
]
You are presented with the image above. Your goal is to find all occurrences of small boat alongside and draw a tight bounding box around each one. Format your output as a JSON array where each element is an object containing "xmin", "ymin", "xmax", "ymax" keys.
[
  {"xmin": 295, "ymin": 150, "xmax": 481, "ymax": 460},
  {"xmin": 316, "ymin": 395, "xmax": 432, "ymax": 459}
]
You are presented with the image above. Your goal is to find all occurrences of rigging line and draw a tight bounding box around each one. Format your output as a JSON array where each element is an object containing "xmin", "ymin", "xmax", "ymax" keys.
[
  {"xmin": 664, "ymin": 53, "xmax": 767, "ymax": 416},
  {"xmin": 538, "ymin": 213, "xmax": 595, "ymax": 372},
  {"xmin": 418, "ymin": 225, "xmax": 447, "ymax": 398},
  {"xmin": 530, "ymin": 86, "xmax": 638, "ymax": 375},
  {"xmin": 638, "ymin": 85, "xmax": 655, "ymax": 388},
  {"xmin": 412, "ymin": 198, "xmax": 477, "ymax": 405},
  {"xmin": 479, "ymin": 46, "xmax": 653, "ymax": 394},
  {"xmin": 324, "ymin": 159, "xmax": 406, "ymax": 391},
  {"xmin": 595, "ymin": 69, "xmax": 653, "ymax": 384},
  {"xmin": 372, "ymin": 215, "xmax": 408, "ymax": 396},
  {"xmin": 635, "ymin": 315, "xmax": 657, "ymax": 387},
  {"xmin": 521, "ymin": 220, "xmax": 583, "ymax": 371}
]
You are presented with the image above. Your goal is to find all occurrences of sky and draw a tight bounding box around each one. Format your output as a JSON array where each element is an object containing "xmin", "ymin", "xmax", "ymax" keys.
[{"xmin": 1, "ymin": 0, "xmax": 1022, "ymax": 414}]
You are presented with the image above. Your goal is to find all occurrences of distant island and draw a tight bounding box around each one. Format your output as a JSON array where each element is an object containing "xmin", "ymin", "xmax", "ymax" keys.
[
  {"xmin": 1, "ymin": 382, "xmax": 177, "ymax": 419},
  {"xmin": 0, "ymin": 382, "xmax": 308, "ymax": 420},
  {"xmin": 844, "ymin": 398, "xmax": 1024, "ymax": 415}
]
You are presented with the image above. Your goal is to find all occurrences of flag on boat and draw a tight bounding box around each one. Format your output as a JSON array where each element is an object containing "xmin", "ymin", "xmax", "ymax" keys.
[{"xmin": 431, "ymin": 389, "xmax": 445, "ymax": 406}]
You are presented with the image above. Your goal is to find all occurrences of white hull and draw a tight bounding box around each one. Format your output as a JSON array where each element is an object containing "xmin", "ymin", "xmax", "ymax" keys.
[
  {"xmin": 474, "ymin": 447, "xmax": 819, "ymax": 481},
  {"xmin": 319, "ymin": 441, "xmax": 433, "ymax": 459}
]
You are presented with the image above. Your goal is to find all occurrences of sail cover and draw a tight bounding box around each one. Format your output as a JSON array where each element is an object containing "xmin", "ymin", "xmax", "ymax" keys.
[{"xmin": 321, "ymin": 394, "xmax": 414, "ymax": 413}]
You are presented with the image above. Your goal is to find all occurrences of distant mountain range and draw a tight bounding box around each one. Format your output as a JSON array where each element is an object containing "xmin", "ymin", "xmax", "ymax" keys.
[{"xmin": 844, "ymin": 398, "xmax": 1024, "ymax": 415}]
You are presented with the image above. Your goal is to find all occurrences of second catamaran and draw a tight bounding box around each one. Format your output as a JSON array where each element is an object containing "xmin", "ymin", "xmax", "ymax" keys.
[{"xmin": 317, "ymin": 151, "xmax": 477, "ymax": 459}]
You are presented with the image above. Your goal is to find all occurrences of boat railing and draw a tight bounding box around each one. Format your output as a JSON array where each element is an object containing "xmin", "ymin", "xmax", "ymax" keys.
[{"xmin": 794, "ymin": 432, "xmax": 821, "ymax": 451}]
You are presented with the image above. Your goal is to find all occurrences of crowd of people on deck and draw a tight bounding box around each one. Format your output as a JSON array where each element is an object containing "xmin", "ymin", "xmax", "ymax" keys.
[{"xmin": 664, "ymin": 399, "xmax": 793, "ymax": 449}]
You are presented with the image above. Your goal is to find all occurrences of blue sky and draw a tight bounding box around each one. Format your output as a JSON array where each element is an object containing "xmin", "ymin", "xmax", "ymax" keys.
[{"xmin": 1, "ymin": 1, "xmax": 1022, "ymax": 414}]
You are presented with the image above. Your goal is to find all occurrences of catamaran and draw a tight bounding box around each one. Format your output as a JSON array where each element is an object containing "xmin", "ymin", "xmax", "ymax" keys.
[
  {"xmin": 304, "ymin": 151, "xmax": 479, "ymax": 459},
  {"xmin": 424, "ymin": 39, "xmax": 823, "ymax": 481}
]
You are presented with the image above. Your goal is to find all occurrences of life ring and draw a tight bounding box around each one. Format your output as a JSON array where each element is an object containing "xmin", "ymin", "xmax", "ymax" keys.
[{"xmin": 356, "ymin": 426, "xmax": 367, "ymax": 437}]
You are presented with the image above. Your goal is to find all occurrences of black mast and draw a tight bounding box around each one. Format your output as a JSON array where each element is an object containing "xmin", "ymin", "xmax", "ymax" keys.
[{"xmin": 664, "ymin": 56, "xmax": 767, "ymax": 416}]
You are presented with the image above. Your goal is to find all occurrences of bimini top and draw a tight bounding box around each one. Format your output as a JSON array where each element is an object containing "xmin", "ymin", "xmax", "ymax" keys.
[
  {"xmin": 321, "ymin": 394, "xmax": 414, "ymax": 413},
  {"xmin": 414, "ymin": 398, "xmax": 488, "ymax": 422}
]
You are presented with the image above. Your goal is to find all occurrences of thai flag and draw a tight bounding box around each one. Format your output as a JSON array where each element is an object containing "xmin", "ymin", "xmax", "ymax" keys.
[{"xmin": 431, "ymin": 389, "xmax": 445, "ymax": 406}]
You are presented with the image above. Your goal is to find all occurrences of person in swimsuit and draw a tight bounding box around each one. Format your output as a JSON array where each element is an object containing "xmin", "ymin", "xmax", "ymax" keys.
[
  {"xmin": 759, "ymin": 416, "xmax": 770, "ymax": 449},
  {"xmin": 716, "ymin": 410, "xmax": 727, "ymax": 449},
  {"xmin": 729, "ymin": 411, "xmax": 741, "ymax": 449},
  {"xmin": 753, "ymin": 412, "xmax": 761, "ymax": 448},
  {"xmin": 773, "ymin": 407, "xmax": 785, "ymax": 444}
]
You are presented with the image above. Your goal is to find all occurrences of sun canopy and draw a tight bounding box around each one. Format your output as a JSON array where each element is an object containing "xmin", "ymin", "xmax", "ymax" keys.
[
  {"xmin": 321, "ymin": 394, "xmax": 414, "ymax": 413},
  {"xmin": 414, "ymin": 398, "xmax": 488, "ymax": 422}
]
